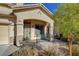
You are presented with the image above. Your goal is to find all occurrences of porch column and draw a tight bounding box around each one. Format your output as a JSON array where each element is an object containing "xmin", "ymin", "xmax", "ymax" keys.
[
  {"xmin": 16, "ymin": 19, "xmax": 23, "ymax": 46},
  {"xmin": 9, "ymin": 20, "xmax": 14, "ymax": 45},
  {"xmin": 44, "ymin": 23, "xmax": 48, "ymax": 38},
  {"xmin": 49, "ymin": 23, "xmax": 54, "ymax": 41},
  {"xmin": 30, "ymin": 23, "xmax": 35, "ymax": 41}
]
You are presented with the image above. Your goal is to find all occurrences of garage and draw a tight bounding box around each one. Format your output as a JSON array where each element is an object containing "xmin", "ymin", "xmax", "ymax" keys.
[{"xmin": 0, "ymin": 25, "xmax": 9, "ymax": 45}]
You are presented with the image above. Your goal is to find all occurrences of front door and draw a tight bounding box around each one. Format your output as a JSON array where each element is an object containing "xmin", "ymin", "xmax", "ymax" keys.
[{"xmin": 35, "ymin": 25, "xmax": 44, "ymax": 40}]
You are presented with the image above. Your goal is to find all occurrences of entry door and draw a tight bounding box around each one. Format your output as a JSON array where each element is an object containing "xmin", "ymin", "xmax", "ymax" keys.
[
  {"xmin": 35, "ymin": 25, "xmax": 44, "ymax": 39},
  {"xmin": 0, "ymin": 25, "xmax": 9, "ymax": 45},
  {"xmin": 24, "ymin": 24, "xmax": 31, "ymax": 40}
]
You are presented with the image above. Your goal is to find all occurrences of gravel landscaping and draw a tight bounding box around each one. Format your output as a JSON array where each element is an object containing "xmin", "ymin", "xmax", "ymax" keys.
[{"xmin": 9, "ymin": 39, "xmax": 69, "ymax": 56}]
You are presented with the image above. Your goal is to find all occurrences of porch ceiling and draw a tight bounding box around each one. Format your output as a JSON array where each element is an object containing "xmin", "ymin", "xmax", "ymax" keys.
[{"xmin": 24, "ymin": 19, "xmax": 47, "ymax": 25}]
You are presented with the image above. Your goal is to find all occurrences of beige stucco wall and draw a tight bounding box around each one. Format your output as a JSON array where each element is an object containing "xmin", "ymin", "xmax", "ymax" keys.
[
  {"xmin": 0, "ymin": 6, "xmax": 12, "ymax": 14},
  {"xmin": 0, "ymin": 18, "xmax": 10, "ymax": 24},
  {"xmin": 15, "ymin": 9, "xmax": 54, "ymax": 24}
]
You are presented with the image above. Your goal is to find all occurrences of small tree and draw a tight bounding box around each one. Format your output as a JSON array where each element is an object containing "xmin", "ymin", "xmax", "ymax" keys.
[{"xmin": 54, "ymin": 3, "xmax": 79, "ymax": 41}]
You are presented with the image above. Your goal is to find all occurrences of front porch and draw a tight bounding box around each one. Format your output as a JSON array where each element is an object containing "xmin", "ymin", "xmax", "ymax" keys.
[
  {"xmin": 23, "ymin": 20, "xmax": 50, "ymax": 41},
  {"xmin": 15, "ymin": 19, "xmax": 54, "ymax": 46},
  {"xmin": 14, "ymin": 5, "xmax": 54, "ymax": 46}
]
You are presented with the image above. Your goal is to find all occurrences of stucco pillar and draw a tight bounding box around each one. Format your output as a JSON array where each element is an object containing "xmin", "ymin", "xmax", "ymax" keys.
[
  {"xmin": 49, "ymin": 23, "xmax": 54, "ymax": 41},
  {"xmin": 30, "ymin": 23, "xmax": 35, "ymax": 42},
  {"xmin": 9, "ymin": 21, "xmax": 14, "ymax": 45},
  {"xmin": 44, "ymin": 23, "xmax": 48, "ymax": 38},
  {"xmin": 16, "ymin": 19, "xmax": 23, "ymax": 46}
]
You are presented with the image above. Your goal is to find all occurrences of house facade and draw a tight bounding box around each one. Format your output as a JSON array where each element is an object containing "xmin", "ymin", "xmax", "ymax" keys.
[{"xmin": 0, "ymin": 3, "xmax": 54, "ymax": 46}]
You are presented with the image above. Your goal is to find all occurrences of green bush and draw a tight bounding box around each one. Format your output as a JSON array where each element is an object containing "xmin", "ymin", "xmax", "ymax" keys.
[{"xmin": 54, "ymin": 3, "xmax": 79, "ymax": 41}]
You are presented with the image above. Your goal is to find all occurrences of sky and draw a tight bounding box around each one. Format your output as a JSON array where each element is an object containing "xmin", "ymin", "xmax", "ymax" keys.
[
  {"xmin": 43, "ymin": 3, "xmax": 60, "ymax": 13},
  {"xmin": 25, "ymin": 3, "xmax": 60, "ymax": 13}
]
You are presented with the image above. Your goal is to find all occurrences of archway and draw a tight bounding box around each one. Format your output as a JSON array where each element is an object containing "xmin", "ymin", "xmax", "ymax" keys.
[{"xmin": 23, "ymin": 19, "xmax": 48, "ymax": 41}]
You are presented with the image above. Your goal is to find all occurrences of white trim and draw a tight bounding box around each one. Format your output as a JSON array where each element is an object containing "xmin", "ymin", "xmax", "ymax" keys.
[{"xmin": 40, "ymin": 4, "xmax": 54, "ymax": 15}]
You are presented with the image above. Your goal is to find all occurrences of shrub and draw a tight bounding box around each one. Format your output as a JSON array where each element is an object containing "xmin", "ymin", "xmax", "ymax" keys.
[{"xmin": 72, "ymin": 44, "xmax": 79, "ymax": 56}]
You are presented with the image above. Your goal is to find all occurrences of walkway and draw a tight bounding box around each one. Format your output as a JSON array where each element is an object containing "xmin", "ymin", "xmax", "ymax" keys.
[{"xmin": 0, "ymin": 44, "xmax": 19, "ymax": 56}]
